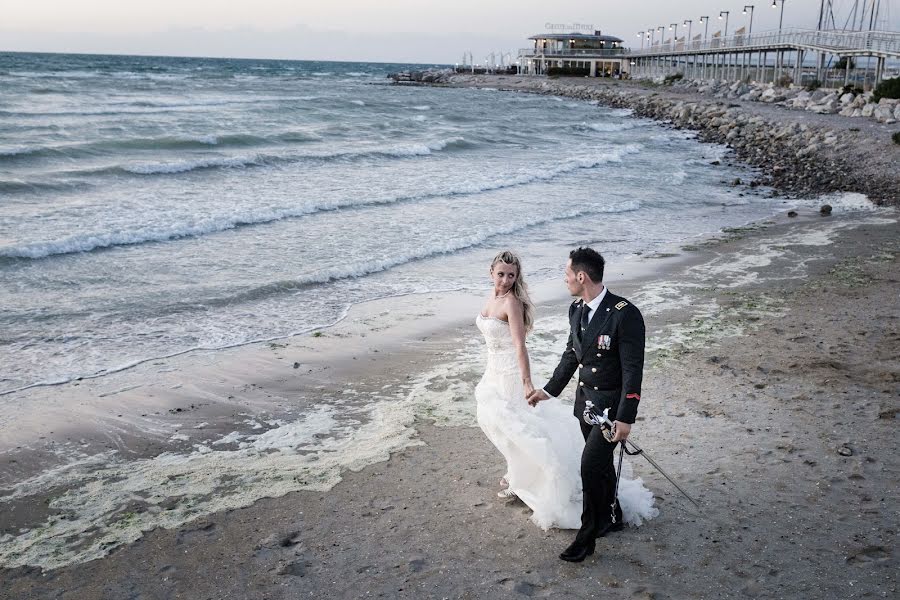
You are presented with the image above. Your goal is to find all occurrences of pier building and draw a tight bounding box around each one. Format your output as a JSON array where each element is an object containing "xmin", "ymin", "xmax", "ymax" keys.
[{"xmin": 519, "ymin": 32, "xmax": 629, "ymax": 77}]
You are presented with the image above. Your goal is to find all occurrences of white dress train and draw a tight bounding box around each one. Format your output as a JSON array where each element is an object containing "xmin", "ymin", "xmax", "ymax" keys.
[{"xmin": 475, "ymin": 314, "xmax": 658, "ymax": 530}]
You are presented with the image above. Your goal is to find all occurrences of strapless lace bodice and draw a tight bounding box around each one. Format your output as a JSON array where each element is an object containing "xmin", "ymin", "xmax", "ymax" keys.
[{"xmin": 476, "ymin": 314, "xmax": 515, "ymax": 354}]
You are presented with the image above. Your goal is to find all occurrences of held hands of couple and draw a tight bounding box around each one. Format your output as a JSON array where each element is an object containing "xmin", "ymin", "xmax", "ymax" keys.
[
  {"xmin": 524, "ymin": 380, "xmax": 535, "ymax": 398},
  {"xmin": 526, "ymin": 388, "xmax": 548, "ymax": 407}
]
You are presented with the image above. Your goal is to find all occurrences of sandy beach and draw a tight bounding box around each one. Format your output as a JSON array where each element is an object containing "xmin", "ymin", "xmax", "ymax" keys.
[
  {"xmin": 2, "ymin": 64, "xmax": 899, "ymax": 598},
  {"xmin": 2, "ymin": 199, "xmax": 897, "ymax": 598}
]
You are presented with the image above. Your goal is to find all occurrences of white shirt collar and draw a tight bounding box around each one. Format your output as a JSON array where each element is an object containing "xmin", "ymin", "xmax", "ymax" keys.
[{"xmin": 584, "ymin": 286, "xmax": 607, "ymax": 316}]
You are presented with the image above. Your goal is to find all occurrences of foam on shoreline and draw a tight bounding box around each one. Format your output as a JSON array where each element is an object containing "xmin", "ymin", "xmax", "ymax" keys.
[{"xmin": 2, "ymin": 208, "xmax": 896, "ymax": 570}]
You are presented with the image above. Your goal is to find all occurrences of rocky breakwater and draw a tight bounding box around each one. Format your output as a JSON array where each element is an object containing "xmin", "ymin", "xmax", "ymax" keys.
[
  {"xmin": 604, "ymin": 92, "xmax": 897, "ymax": 202},
  {"xmin": 399, "ymin": 71, "xmax": 899, "ymax": 205},
  {"xmin": 665, "ymin": 77, "xmax": 900, "ymax": 125},
  {"xmin": 389, "ymin": 69, "xmax": 454, "ymax": 84}
]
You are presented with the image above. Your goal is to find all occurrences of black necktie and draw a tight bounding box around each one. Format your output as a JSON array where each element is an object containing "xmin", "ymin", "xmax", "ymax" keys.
[{"xmin": 577, "ymin": 302, "xmax": 590, "ymax": 342}]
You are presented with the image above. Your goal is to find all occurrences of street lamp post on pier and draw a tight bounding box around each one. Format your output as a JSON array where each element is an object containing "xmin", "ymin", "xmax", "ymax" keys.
[
  {"xmin": 683, "ymin": 20, "xmax": 693, "ymax": 47},
  {"xmin": 657, "ymin": 26, "xmax": 665, "ymax": 76},
  {"xmin": 772, "ymin": 0, "xmax": 788, "ymax": 75},
  {"xmin": 741, "ymin": 5, "xmax": 755, "ymax": 81},
  {"xmin": 743, "ymin": 5, "xmax": 755, "ymax": 38},
  {"xmin": 718, "ymin": 11, "xmax": 730, "ymax": 79},
  {"xmin": 669, "ymin": 23, "xmax": 679, "ymax": 49},
  {"xmin": 637, "ymin": 31, "xmax": 645, "ymax": 50},
  {"xmin": 698, "ymin": 16, "xmax": 710, "ymax": 79},
  {"xmin": 772, "ymin": 0, "xmax": 786, "ymax": 30}
]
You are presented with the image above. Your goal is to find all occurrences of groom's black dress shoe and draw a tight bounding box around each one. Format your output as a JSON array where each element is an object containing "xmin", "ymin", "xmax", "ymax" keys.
[
  {"xmin": 597, "ymin": 520, "xmax": 625, "ymax": 537},
  {"xmin": 559, "ymin": 539, "xmax": 595, "ymax": 562}
]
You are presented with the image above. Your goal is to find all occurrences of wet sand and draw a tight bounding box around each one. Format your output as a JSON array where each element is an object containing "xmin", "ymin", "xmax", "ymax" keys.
[{"xmin": 2, "ymin": 203, "xmax": 898, "ymax": 598}]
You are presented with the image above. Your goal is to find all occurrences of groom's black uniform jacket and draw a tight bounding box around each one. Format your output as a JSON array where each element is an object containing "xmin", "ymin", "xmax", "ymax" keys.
[{"xmin": 545, "ymin": 290, "xmax": 645, "ymax": 424}]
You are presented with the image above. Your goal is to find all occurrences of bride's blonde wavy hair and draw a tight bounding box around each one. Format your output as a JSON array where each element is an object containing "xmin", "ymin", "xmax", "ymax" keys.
[{"xmin": 490, "ymin": 250, "xmax": 534, "ymax": 332}]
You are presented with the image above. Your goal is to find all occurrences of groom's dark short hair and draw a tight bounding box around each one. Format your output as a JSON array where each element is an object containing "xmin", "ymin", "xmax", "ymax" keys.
[{"xmin": 569, "ymin": 247, "xmax": 605, "ymax": 283}]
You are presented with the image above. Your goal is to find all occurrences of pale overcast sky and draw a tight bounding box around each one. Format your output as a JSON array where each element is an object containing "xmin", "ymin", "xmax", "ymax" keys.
[{"xmin": 2, "ymin": 0, "xmax": 897, "ymax": 63}]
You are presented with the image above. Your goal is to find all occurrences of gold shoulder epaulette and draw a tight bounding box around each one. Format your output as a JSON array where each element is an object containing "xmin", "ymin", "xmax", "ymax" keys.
[{"xmin": 615, "ymin": 301, "xmax": 628, "ymax": 310}]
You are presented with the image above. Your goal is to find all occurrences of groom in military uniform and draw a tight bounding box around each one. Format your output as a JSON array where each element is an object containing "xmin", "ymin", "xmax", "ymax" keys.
[{"xmin": 527, "ymin": 247, "xmax": 645, "ymax": 563}]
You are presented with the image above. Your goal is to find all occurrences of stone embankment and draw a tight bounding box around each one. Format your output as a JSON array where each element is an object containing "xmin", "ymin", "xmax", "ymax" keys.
[
  {"xmin": 390, "ymin": 70, "xmax": 899, "ymax": 205},
  {"xmin": 662, "ymin": 77, "xmax": 900, "ymax": 124}
]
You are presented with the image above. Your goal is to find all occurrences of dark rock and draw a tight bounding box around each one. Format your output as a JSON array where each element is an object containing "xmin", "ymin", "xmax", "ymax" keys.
[
  {"xmin": 710, "ymin": 160, "xmax": 721, "ymax": 165},
  {"xmin": 278, "ymin": 561, "xmax": 307, "ymax": 577},
  {"xmin": 837, "ymin": 446, "xmax": 853, "ymax": 457},
  {"xmin": 820, "ymin": 204, "xmax": 833, "ymax": 216},
  {"xmin": 513, "ymin": 581, "xmax": 538, "ymax": 596},
  {"xmin": 293, "ymin": 362, "xmax": 300, "ymax": 369},
  {"xmin": 408, "ymin": 558, "xmax": 426, "ymax": 572},
  {"xmin": 787, "ymin": 210, "xmax": 798, "ymax": 217}
]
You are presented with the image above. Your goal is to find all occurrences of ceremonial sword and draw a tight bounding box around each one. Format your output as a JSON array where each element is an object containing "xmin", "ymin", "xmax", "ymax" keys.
[{"xmin": 584, "ymin": 402, "xmax": 702, "ymax": 512}]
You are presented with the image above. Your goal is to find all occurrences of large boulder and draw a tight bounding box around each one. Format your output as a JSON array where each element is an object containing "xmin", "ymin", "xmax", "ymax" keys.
[
  {"xmin": 760, "ymin": 88, "xmax": 784, "ymax": 103},
  {"xmin": 790, "ymin": 91, "xmax": 811, "ymax": 109},
  {"xmin": 808, "ymin": 99, "xmax": 838, "ymax": 114},
  {"xmin": 851, "ymin": 94, "xmax": 868, "ymax": 108},
  {"xmin": 873, "ymin": 104, "xmax": 897, "ymax": 123},
  {"xmin": 809, "ymin": 89, "xmax": 829, "ymax": 103}
]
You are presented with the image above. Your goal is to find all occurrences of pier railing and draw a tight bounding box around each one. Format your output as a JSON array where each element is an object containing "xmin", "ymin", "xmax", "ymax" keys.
[
  {"xmin": 625, "ymin": 28, "xmax": 900, "ymax": 58},
  {"xmin": 517, "ymin": 47, "xmax": 627, "ymax": 58}
]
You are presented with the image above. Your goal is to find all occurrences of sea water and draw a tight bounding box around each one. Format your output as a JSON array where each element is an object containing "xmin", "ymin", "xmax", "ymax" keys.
[{"xmin": 0, "ymin": 51, "xmax": 796, "ymax": 395}]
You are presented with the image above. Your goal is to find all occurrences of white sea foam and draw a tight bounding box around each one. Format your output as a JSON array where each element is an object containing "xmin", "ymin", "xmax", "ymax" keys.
[
  {"xmin": 284, "ymin": 199, "xmax": 642, "ymax": 287},
  {"xmin": 583, "ymin": 121, "xmax": 636, "ymax": 133},
  {"xmin": 350, "ymin": 100, "xmax": 365, "ymax": 106},
  {"xmin": 0, "ymin": 144, "xmax": 640, "ymax": 260},
  {"xmin": 122, "ymin": 154, "xmax": 259, "ymax": 175},
  {"xmin": 114, "ymin": 136, "xmax": 465, "ymax": 175},
  {"xmin": 0, "ymin": 146, "xmax": 35, "ymax": 157},
  {"xmin": 670, "ymin": 170, "xmax": 687, "ymax": 184},
  {"xmin": 806, "ymin": 192, "xmax": 886, "ymax": 212},
  {"xmin": 191, "ymin": 135, "xmax": 219, "ymax": 145}
]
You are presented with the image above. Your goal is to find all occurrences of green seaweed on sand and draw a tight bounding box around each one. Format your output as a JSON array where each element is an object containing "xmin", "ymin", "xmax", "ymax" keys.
[
  {"xmin": 647, "ymin": 293, "xmax": 785, "ymax": 367},
  {"xmin": 821, "ymin": 251, "xmax": 898, "ymax": 289}
]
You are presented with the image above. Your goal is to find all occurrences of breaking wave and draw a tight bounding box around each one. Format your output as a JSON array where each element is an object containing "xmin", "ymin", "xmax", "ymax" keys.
[{"xmin": 0, "ymin": 144, "xmax": 642, "ymax": 259}]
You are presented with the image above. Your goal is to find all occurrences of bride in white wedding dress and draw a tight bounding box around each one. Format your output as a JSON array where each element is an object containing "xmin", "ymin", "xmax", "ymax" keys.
[{"xmin": 475, "ymin": 250, "xmax": 657, "ymax": 530}]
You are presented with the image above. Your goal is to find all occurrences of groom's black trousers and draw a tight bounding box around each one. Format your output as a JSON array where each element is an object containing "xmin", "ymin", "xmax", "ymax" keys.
[{"xmin": 577, "ymin": 421, "xmax": 623, "ymax": 544}]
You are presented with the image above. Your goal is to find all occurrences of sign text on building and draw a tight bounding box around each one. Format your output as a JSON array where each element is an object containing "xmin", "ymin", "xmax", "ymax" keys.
[{"xmin": 545, "ymin": 22, "xmax": 594, "ymax": 32}]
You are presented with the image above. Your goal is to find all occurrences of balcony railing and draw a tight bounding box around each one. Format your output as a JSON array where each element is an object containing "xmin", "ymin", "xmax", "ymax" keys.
[
  {"xmin": 518, "ymin": 47, "xmax": 627, "ymax": 58},
  {"xmin": 626, "ymin": 28, "xmax": 900, "ymax": 57}
]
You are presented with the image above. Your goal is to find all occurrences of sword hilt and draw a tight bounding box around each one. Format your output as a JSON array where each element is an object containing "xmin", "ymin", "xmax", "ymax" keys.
[{"xmin": 583, "ymin": 401, "xmax": 617, "ymax": 442}]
